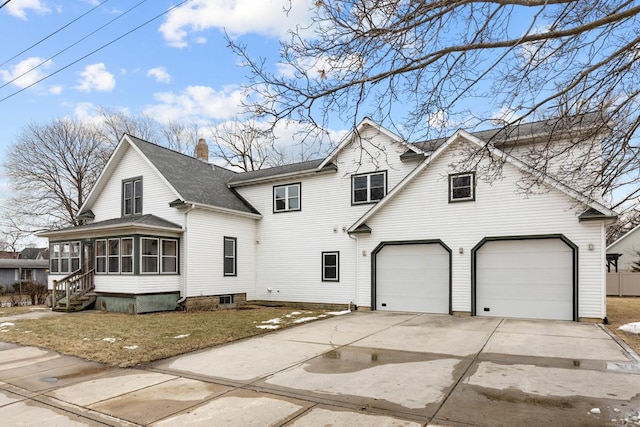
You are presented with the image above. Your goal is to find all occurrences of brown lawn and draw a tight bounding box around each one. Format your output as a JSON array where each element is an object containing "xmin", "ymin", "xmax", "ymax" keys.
[
  {"xmin": 606, "ymin": 297, "xmax": 640, "ymax": 356},
  {"xmin": 0, "ymin": 306, "xmax": 337, "ymax": 367}
]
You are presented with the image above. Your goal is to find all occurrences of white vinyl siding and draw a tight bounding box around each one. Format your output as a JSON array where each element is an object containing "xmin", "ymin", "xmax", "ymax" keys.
[
  {"xmin": 183, "ymin": 209, "xmax": 256, "ymax": 298},
  {"xmin": 235, "ymin": 124, "xmax": 418, "ymax": 305},
  {"xmin": 357, "ymin": 140, "xmax": 606, "ymax": 319},
  {"xmin": 90, "ymin": 144, "xmax": 184, "ymax": 226}
]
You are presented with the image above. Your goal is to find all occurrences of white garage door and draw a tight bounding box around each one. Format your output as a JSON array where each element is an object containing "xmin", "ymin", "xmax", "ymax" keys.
[
  {"xmin": 376, "ymin": 243, "xmax": 449, "ymax": 313},
  {"xmin": 476, "ymin": 238, "xmax": 574, "ymax": 320}
]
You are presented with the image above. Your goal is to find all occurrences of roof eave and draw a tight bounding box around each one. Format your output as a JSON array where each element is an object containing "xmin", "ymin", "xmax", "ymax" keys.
[
  {"xmin": 38, "ymin": 223, "xmax": 184, "ymax": 239},
  {"xmin": 176, "ymin": 200, "xmax": 262, "ymax": 219},
  {"xmin": 228, "ymin": 163, "xmax": 337, "ymax": 187}
]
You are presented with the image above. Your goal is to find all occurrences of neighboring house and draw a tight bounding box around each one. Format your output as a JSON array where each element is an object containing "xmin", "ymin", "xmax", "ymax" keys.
[
  {"xmin": 40, "ymin": 115, "xmax": 616, "ymax": 321},
  {"xmin": 20, "ymin": 247, "xmax": 49, "ymax": 260},
  {"xmin": 0, "ymin": 259, "xmax": 49, "ymax": 292},
  {"xmin": 607, "ymin": 224, "xmax": 640, "ymax": 272}
]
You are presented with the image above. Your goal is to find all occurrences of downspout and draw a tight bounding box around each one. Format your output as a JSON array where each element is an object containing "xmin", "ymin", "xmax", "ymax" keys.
[
  {"xmin": 177, "ymin": 204, "xmax": 196, "ymax": 305},
  {"xmin": 348, "ymin": 233, "xmax": 359, "ymax": 310}
]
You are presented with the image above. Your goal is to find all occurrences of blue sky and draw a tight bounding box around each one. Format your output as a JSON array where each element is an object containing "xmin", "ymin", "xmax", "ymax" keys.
[{"xmin": 0, "ymin": 0, "xmax": 331, "ymax": 185}]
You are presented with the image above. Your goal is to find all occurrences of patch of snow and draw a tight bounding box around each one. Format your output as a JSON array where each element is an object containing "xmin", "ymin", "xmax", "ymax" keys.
[
  {"xmin": 0, "ymin": 330, "xmax": 8, "ymax": 333},
  {"xmin": 590, "ymin": 408, "xmax": 601, "ymax": 415},
  {"xmin": 30, "ymin": 307, "xmax": 48, "ymax": 311},
  {"xmin": 256, "ymin": 325, "xmax": 280, "ymax": 330},
  {"xmin": 619, "ymin": 322, "xmax": 640, "ymax": 334},
  {"xmin": 173, "ymin": 334, "xmax": 190, "ymax": 339},
  {"xmin": 327, "ymin": 310, "xmax": 351, "ymax": 316},
  {"xmin": 123, "ymin": 345, "xmax": 139, "ymax": 350},
  {"xmin": 293, "ymin": 317, "xmax": 318, "ymax": 324},
  {"xmin": 0, "ymin": 322, "xmax": 15, "ymax": 327},
  {"xmin": 102, "ymin": 338, "xmax": 116, "ymax": 343},
  {"xmin": 262, "ymin": 318, "xmax": 282, "ymax": 324},
  {"xmin": 24, "ymin": 331, "xmax": 31, "ymax": 333},
  {"xmin": 318, "ymin": 314, "xmax": 327, "ymax": 318},
  {"xmin": 290, "ymin": 311, "xmax": 302, "ymax": 315}
]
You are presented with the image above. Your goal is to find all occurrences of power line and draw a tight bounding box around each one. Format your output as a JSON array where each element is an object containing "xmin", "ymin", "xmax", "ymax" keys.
[
  {"xmin": 0, "ymin": 0, "xmax": 149, "ymax": 91},
  {"xmin": 0, "ymin": 0, "xmax": 191, "ymax": 104},
  {"xmin": 0, "ymin": 0, "xmax": 14, "ymax": 10},
  {"xmin": 0, "ymin": 0, "xmax": 111, "ymax": 68}
]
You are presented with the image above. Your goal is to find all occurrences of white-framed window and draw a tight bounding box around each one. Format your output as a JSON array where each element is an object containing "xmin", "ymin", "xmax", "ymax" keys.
[
  {"xmin": 121, "ymin": 238, "xmax": 134, "ymax": 273},
  {"xmin": 18, "ymin": 269, "xmax": 35, "ymax": 282},
  {"xmin": 108, "ymin": 239, "xmax": 120, "ymax": 273},
  {"xmin": 96, "ymin": 237, "xmax": 175, "ymax": 275},
  {"xmin": 96, "ymin": 240, "xmax": 107, "ymax": 273},
  {"xmin": 273, "ymin": 183, "xmax": 301, "ymax": 212},
  {"xmin": 224, "ymin": 237, "xmax": 237, "ymax": 276},
  {"xmin": 449, "ymin": 172, "xmax": 475, "ymax": 202},
  {"xmin": 352, "ymin": 171, "xmax": 386, "ymax": 204},
  {"xmin": 322, "ymin": 251, "xmax": 339, "ymax": 282},
  {"xmin": 123, "ymin": 178, "xmax": 142, "ymax": 216},
  {"xmin": 161, "ymin": 239, "xmax": 178, "ymax": 274},
  {"xmin": 49, "ymin": 241, "xmax": 80, "ymax": 274},
  {"xmin": 141, "ymin": 237, "xmax": 159, "ymax": 273}
]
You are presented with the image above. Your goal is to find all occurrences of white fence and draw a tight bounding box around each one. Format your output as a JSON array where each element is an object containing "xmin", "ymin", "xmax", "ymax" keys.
[{"xmin": 607, "ymin": 272, "xmax": 640, "ymax": 296}]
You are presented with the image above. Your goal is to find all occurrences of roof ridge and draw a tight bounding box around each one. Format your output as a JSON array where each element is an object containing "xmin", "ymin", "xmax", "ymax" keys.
[{"xmin": 125, "ymin": 134, "xmax": 204, "ymax": 164}]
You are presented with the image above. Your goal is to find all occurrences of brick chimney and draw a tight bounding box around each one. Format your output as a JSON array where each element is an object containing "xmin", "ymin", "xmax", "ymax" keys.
[{"xmin": 195, "ymin": 138, "xmax": 209, "ymax": 162}]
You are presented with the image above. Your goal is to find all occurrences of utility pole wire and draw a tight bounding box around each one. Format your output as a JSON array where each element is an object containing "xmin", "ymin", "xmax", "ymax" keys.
[
  {"xmin": 0, "ymin": 0, "xmax": 148, "ymax": 91},
  {"xmin": 0, "ymin": 0, "xmax": 14, "ymax": 10},
  {"xmin": 0, "ymin": 0, "xmax": 111, "ymax": 68},
  {"xmin": 0, "ymin": 0, "xmax": 190, "ymax": 104}
]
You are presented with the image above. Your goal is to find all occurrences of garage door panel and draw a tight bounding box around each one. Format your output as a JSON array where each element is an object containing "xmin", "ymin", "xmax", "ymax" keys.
[
  {"xmin": 476, "ymin": 238, "xmax": 574, "ymax": 321},
  {"xmin": 376, "ymin": 244, "xmax": 449, "ymax": 314}
]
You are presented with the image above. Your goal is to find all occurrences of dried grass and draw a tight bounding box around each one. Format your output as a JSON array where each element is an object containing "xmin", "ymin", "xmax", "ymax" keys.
[
  {"xmin": 0, "ymin": 307, "xmax": 333, "ymax": 367},
  {"xmin": 606, "ymin": 297, "xmax": 640, "ymax": 356}
]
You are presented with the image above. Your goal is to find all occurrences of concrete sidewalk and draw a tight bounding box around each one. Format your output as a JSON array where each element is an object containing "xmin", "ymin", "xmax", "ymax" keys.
[{"xmin": 0, "ymin": 312, "xmax": 638, "ymax": 426}]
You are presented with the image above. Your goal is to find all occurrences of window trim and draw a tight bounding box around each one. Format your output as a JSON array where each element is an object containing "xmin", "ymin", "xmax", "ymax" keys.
[
  {"xmin": 223, "ymin": 237, "xmax": 237, "ymax": 277},
  {"xmin": 322, "ymin": 251, "xmax": 340, "ymax": 282},
  {"xmin": 122, "ymin": 177, "xmax": 143, "ymax": 216},
  {"xmin": 449, "ymin": 172, "xmax": 476, "ymax": 203},
  {"xmin": 160, "ymin": 239, "xmax": 178, "ymax": 274},
  {"xmin": 273, "ymin": 182, "xmax": 301, "ymax": 213},
  {"xmin": 49, "ymin": 241, "xmax": 81, "ymax": 274},
  {"xmin": 140, "ymin": 237, "xmax": 159, "ymax": 274},
  {"xmin": 351, "ymin": 171, "xmax": 387, "ymax": 205}
]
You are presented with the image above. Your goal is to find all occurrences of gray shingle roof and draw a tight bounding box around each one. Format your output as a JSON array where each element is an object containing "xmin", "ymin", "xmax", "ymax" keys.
[
  {"xmin": 56, "ymin": 214, "xmax": 182, "ymax": 233},
  {"xmin": 126, "ymin": 135, "xmax": 259, "ymax": 214},
  {"xmin": 413, "ymin": 112, "xmax": 609, "ymax": 152},
  {"xmin": 226, "ymin": 159, "xmax": 327, "ymax": 185}
]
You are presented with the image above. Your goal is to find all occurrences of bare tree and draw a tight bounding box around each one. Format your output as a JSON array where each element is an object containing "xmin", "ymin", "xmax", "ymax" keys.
[
  {"xmin": 4, "ymin": 118, "xmax": 112, "ymax": 229},
  {"xmin": 229, "ymin": 1, "xmax": 640, "ymax": 207},
  {"xmin": 209, "ymin": 121, "xmax": 276, "ymax": 171}
]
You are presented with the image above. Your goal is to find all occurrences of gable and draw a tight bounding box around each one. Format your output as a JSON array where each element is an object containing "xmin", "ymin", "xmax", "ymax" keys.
[{"xmin": 350, "ymin": 131, "xmax": 615, "ymax": 232}]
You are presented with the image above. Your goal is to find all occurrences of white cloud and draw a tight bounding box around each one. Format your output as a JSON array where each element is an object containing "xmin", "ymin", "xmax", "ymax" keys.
[
  {"xmin": 491, "ymin": 106, "xmax": 523, "ymax": 125},
  {"xmin": 159, "ymin": 0, "xmax": 313, "ymax": 47},
  {"xmin": 48, "ymin": 85, "xmax": 63, "ymax": 95},
  {"xmin": 147, "ymin": 66, "xmax": 171, "ymax": 83},
  {"xmin": 0, "ymin": 57, "xmax": 53, "ymax": 89},
  {"xmin": 75, "ymin": 63, "xmax": 115, "ymax": 92},
  {"xmin": 4, "ymin": 0, "xmax": 51, "ymax": 19},
  {"xmin": 143, "ymin": 85, "xmax": 245, "ymax": 122}
]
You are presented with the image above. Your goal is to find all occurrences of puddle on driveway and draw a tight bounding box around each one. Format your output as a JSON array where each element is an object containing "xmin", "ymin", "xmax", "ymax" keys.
[
  {"xmin": 308, "ymin": 346, "xmax": 467, "ymax": 375},
  {"xmin": 40, "ymin": 365, "xmax": 109, "ymax": 384}
]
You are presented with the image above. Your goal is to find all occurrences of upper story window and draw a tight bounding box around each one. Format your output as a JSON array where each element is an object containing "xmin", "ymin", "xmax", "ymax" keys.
[
  {"xmin": 123, "ymin": 178, "xmax": 142, "ymax": 216},
  {"xmin": 352, "ymin": 171, "xmax": 386, "ymax": 205},
  {"xmin": 273, "ymin": 183, "xmax": 301, "ymax": 213},
  {"xmin": 449, "ymin": 172, "xmax": 475, "ymax": 202}
]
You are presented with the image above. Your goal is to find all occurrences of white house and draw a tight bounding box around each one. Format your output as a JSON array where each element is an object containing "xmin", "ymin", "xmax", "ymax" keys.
[
  {"xmin": 607, "ymin": 224, "xmax": 640, "ymax": 272},
  {"xmin": 41, "ymin": 115, "xmax": 616, "ymax": 321}
]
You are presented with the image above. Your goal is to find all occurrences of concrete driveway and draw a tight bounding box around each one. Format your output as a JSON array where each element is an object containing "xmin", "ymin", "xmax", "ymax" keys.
[{"xmin": 0, "ymin": 312, "xmax": 638, "ymax": 426}]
